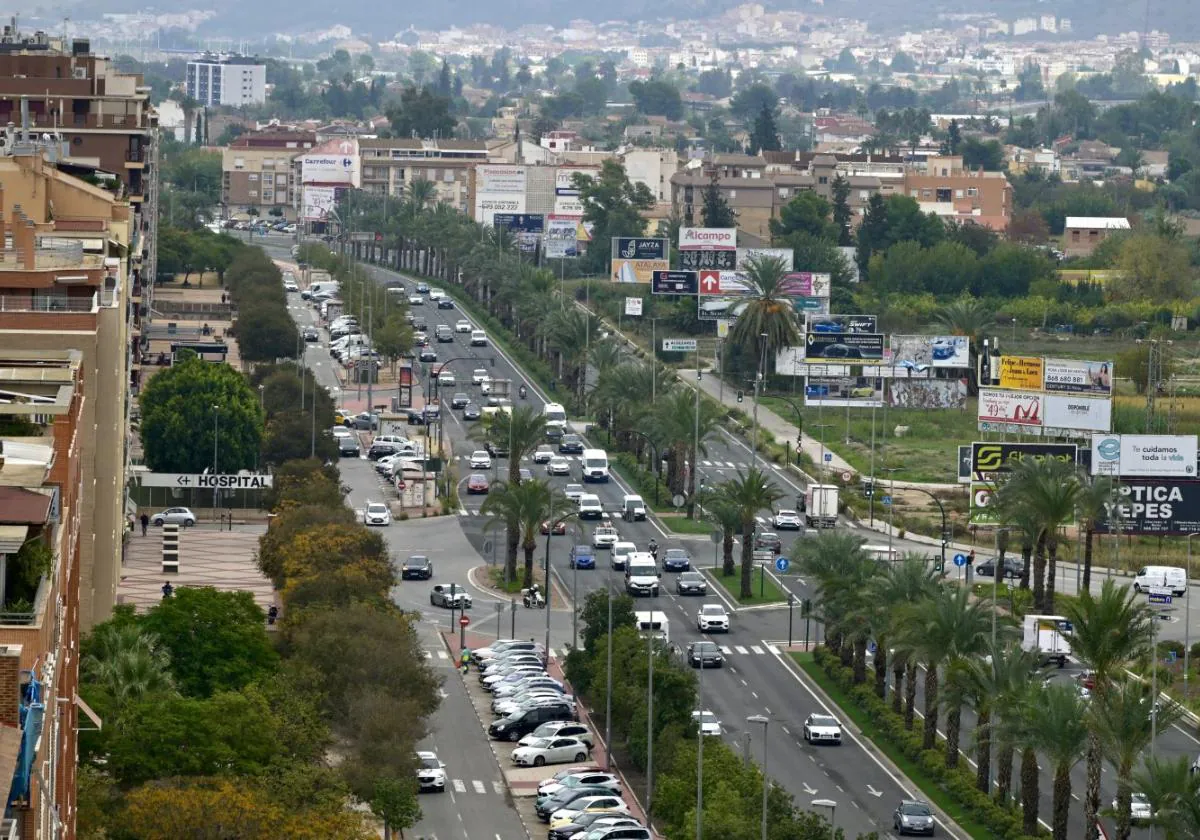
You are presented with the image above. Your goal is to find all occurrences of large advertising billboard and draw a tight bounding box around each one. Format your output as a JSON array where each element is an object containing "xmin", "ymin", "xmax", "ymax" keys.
[
  {"xmin": 888, "ymin": 379, "xmax": 968, "ymax": 409},
  {"xmin": 494, "ymin": 213, "xmax": 544, "ymax": 253},
  {"xmin": 679, "ymin": 249, "xmax": 736, "ymax": 270},
  {"xmin": 774, "ymin": 348, "xmax": 850, "ymax": 378},
  {"xmin": 737, "ymin": 248, "xmax": 794, "ymax": 270},
  {"xmin": 888, "ymin": 335, "xmax": 969, "ymax": 372},
  {"xmin": 611, "ymin": 238, "xmax": 669, "ymax": 284},
  {"xmin": 300, "ymin": 138, "xmax": 360, "ymax": 186},
  {"xmin": 808, "ymin": 314, "xmax": 878, "ymax": 334},
  {"xmin": 555, "ymin": 167, "xmax": 597, "ymax": 196},
  {"xmin": 997, "ymin": 356, "xmax": 1045, "ymax": 391},
  {"xmin": 804, "ymin": 332, "xmax": 884, "ymax": 364},
  {"xmin": 475, "ymin": 164, "xmax": 528, "ymax": 226},
  {"xmin": 679, "ymin": 227, "xmax": 736, "ymax": 250},
  {"xmin": 803, "ymin": 377, "xmax": 884, "ymax": 408},
  {"xmin": 969, "ymin": 483, "xmax": 1000, "ymax": 525},
  {"xmin": 977, "ymin": 389, "xmax": 1043, "ymax": 427},
  {"xmin": 543, "ymin": 217, "xmax": 578, "ymax": 259},
  {"xmin": 301, "ymin": 186, "xmax": 337, "ymax": 221},
  {"xmin": 779, "ymin": 273, "xmax": 831, "ymax": 298},
  {"xmin": 970, "ymin": 442, "xmax": 1080, "ymax": 476},
  {"xmin": 1091, "ymin": 434, "xmax": 1199, "ymax": 477},
  {"xmin": 1042, "ymin": 394, "xmax": 1112, "ymax": 433},
  {"xmin": 1043, "ymin": 359, "xmax": 1114, "ymax": 395},
  {"xmin": 1096, "ymin": 481, "xmax": 1200, "ymax": 535}
]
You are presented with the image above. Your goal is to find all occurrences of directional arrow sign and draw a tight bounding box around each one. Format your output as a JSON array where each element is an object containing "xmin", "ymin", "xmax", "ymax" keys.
[
  {"xmin": 699, "ymin": 270, "xmax": 720, "ymax": 294},
  {"xmin": 140, "ymin": 472, "xmax": 274, "ymax": 489},
  {"xmin": 176, "ymin": 475, "xmax": 192, "ymax": 486}
]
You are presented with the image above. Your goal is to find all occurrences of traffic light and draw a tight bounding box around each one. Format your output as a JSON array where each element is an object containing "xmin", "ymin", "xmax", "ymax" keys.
[{"xmin": 736, "ymin": 390, "xmax": 744, "ymax": 403}]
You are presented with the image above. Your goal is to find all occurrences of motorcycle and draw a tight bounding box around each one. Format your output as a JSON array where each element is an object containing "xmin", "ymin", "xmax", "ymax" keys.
[
  {"xmin": 518, "ymin": 385, "xmax": 527, "ymax": 399},
  {"xmin": 521, "ymin": 587, "xmax": 545, "ymax": 609},
  {"xmin": 648, "ymin": 540, "xmax": 659, "ymax": 561}
]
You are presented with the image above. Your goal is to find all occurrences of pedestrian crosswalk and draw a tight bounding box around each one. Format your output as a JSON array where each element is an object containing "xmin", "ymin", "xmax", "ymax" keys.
[
  {"xmin": 446, "ymin": 779, "xmax": 505, "ymax": 795},
  {"xmin": 717, "ymin": 644, "xmax": 780, "ymax": 656}
]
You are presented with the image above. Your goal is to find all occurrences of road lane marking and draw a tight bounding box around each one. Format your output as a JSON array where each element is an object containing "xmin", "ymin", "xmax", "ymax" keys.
[
  {"xmin": 452, "ymin": 779, "xmax": 467, "ymax": 793},
  {"xmin": 472, "ymin": 780, "xmax": 486, "ymax": 794},
  {"xmin": 735, "ymin": 645, "xmax": 749, "ymax": 654},
  {"xmin": 493, "ymin": 781, "xmax": 505, "ymax": 795},
  {"xmin": 751, "ymin": 645, "xmax": 765, "ymax": 655}
]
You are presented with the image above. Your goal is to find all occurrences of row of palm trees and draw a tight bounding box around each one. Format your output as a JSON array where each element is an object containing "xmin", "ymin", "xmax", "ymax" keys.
[{"xmin": 799, "ymin": 531, "xmax": 1190, "ymax": 840}]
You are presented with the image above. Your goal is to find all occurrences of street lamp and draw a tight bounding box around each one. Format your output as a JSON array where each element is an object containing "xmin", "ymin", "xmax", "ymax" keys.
[
  {"xmin": 696, "ymin": 639, "xmax": 707, "ymax": 840},
  {"xmin": 605, "ymin": 542, "xmax": 615, "ymax": 772},
  {"xmin": 747, "ymin": 715, "xmax": 770, "ymax": 840},
  {"xmin": 751, "ymin": 333, "xmax": 768, "ymax": 467},
  {"xmin": 769, "ymin": 393, "xmax": 804, "ymax": 468},
  {"xmin": 1186, "ymin": 533, "xmax": 1199, "ymax": 701},
  {"xmin": 646, "ymin": 631, "xmax": 656, "ymax": 821},
  {"xmin": 211, "ymin": 404, "xmax": 221, "ymax": 512}
]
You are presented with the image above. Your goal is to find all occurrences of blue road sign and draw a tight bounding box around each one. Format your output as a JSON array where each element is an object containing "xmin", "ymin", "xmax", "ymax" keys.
[
  {"xmin": 1149, "ymin": 592, "xmax": 1173, "ymax": 605},
  {"xmin": 775, "ymin": 556, "xmax": 790, "ymax": 573},
  {"xmin": 824, "ymin": 453, "xmax": 832, "ymax": 462},
  {"xmin": 953, "ymin": 553, "xmax": 968, "ymax": 568},
  {"xmin": 868, "ymin": 640, "xmax": 877, "ymax": 653},
  {"xmin": 881, "ymin": 495, "xmax": 892, "ymax": 506}
]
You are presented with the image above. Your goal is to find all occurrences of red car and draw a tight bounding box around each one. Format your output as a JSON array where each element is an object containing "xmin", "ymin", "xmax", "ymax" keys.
[
  {"xmin": 540, "ymin": 520, "xmax": 567, "ymax": 535},
  {"xmin": 467, "ymin": 473, "xmax": 489, "ymax": 494}
]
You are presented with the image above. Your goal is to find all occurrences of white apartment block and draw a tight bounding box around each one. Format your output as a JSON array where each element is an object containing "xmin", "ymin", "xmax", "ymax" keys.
[{"xmin": 186, "ymin": 55, "xmax": 267, "ymax": 107}]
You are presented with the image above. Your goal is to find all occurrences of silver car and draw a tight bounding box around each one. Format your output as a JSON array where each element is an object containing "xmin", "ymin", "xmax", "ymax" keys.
[{"xmin": 150, "ymin": 506, "xmax": 196, "ymax": 526}]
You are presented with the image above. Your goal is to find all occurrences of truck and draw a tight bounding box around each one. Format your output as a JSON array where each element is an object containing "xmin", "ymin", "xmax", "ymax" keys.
[
  {"xmin": 1022, "ymin": 614, "xmax": 1072, "ymax": 668},
  {"xmin": 804, "ymin": 484, "xmax": 839, "ymax": 528}
]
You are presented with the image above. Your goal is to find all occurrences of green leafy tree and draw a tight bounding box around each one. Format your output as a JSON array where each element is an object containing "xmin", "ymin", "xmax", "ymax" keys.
[
  {"xmin": 368, "ymin": 777, "xmax": 421, "ymax": 840},
  {"xmin": 961, "ymin": 137, "xmax": 1005, "ymax": 170},
  {"xmin": 577, "ymin": 589, "xmax": 639, "ymax": 655},
  {"xmin": 628, "ymin": 79, "xmax": 683, "ymax": 119},
  {"xmin": 481, "ymin": 478, "xmax": 575, "ymax": 587},
  {"xmin": 831, "ymin": 174, "xmax": 853, "ymax": 245},
  {"xmin": 729, "ymin": 83, "xmax": 776, "ymax": 120},
  {"xmin": 138, "ymin": 352, "xmax": 263, "ymax": 473},
  {"xmin": 727, "ymin": 254, "xmax": 802, "ymax": 365},
  {"xmin": 714, "ymin": 468, "xmax": 784, "ymax": 598},
  {"xmin": 386, "ymin": 85, "xmax": 456, "ymax": 139},
  {"xmin": 573, "ymin": 160, "xmax": 654, "ymax": 274},
  {"xmin": 769, "ymin": 192, "xmax": 837, "ymax": 241}
]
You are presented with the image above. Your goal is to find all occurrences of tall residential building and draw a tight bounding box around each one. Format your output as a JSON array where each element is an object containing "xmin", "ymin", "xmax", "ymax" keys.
[
  {"xmin": 221, "ymin": 130, "xmax": 316, "ymax": 220},
  {"xmin": 185, "ymin": 54, "xmax": 267, "ymax": 107},
  {"xmin": 358, "ymin": 138, "xmax": 487, "ymax": 213}
]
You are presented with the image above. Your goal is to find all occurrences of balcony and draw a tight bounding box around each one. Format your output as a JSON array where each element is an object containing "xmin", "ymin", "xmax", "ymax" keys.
[
  {"xmin": 125, "ymin": 148, "xmax": 146, "ymax": 169},
  {"xmin": 0, "ymin": 293, "xmax": 98, "ymax": 314}
]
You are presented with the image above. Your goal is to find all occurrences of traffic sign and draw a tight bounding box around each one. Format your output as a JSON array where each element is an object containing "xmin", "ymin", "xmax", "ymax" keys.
[
  {"xmin": 841, "ymin": 471, "xmax": 851, "ymax": 482},
  {"xmin": 671, "ymin": 493, "xmax": 687, "ymax": 508},
  {"xmin": 710, "ymin": 530, "xmax": 723, "ymax": 544},
  {"xmin": 651, "ymin": 270, "xmax": 699, "ymax": 295},
  {"xmin": 953, "ymin": 553, "xmax": 968, "ymax": 568},
  {"xmin": 775, "ymin": 556, "xmax": 790, "ymax": 573},
  {"xmin": 662, "ymin": 338, "xmax": 698, "ymax": 353},
  {"xmin": 459, "ymin": 616, "xmax": 471, "ymax": 627},
  {"xmin": 881, "ymin": 495, "xmax": 892, "ymax": 506},
  {"xmin": 824, "ymin": 453, "xmax": 832, "ymax": 462},
  {"xmin": 138, "ymin": 472, "xmax": 274, "ymax": 489},
  {"xmin": 1148, "ymin": 589, "xmax": 1173, "ymax": 605}
]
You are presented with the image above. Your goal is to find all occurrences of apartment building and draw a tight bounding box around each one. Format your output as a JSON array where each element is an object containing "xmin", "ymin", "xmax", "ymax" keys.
[
  {"xmin": 185, "ymin": 54, "xmax": 267, "ymax": 107},
  {"xmin": 0, "ymin": 131, "xmax": 144, "ymax": 645},
  {"xmin": 359, "ymin": 138, "xmax": 487, "ymax": 213},
  {"xmin": 0, "ymin": 348, "xmax": 88, "ymax": 840},
  {"xmin": 221, "ymin": 130, "xmax": 316, "ymax": 220},
  {"xmin": 904, "ymin": 155, "xmax": 1012, "ymax": 231},
  {"xmin": 0, "ymin": 32, "xmax": 157, "ymax": 202}
]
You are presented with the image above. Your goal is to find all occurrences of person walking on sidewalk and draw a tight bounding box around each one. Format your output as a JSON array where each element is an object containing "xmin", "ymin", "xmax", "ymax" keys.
[
  {"xmin": 140, "ymin": 513, "xmax": 149, "ymax": 536},
  {"xmin": 460, "ymin": 648, "xmax": 471, "ymax": 675}
]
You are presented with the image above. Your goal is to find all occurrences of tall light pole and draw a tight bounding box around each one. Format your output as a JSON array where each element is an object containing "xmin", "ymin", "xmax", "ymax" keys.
[
  {"xmin": 751, "ymin": 333, "xmax": 767, "ymax": 467},
  {"xmin": 747, "ymin": 715, "xmax": 769, "ymax": 840},
  {"xmin": 1187, "ymin": 533, "xmax": 1199, "ymax": 702},
  {"xmin": 211, "ymin": 404, "xmax": 221, "ymax": 512},
  {"xmin": 696, "ymin": 652, "xmax": 706, "ymax": 840},
  {"xmin": 810, "ymin": 423, "xmax": 833, "ymax": 481},
  {"xmin": 646, "ymin": 632, "xmax": 655, "ymax": 823},
  {"xmin": 993, "ymin": 527, "xmax": 1009, "ymax": 656},
  {"xmin": 881, "ymin": 466, "xmax": 902, "ymax": 556},
  {"xmin": 605, "ymin": 548, "xmax": 614, "ymax": 772}
]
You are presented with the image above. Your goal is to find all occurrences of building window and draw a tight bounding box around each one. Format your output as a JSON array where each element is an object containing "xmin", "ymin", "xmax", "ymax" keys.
[
  {"xmin": 966, "ymin": 187, "xmax": 978, "ymax": 197},
  {"xmin": 936, "ymin": 188, "xmax": 952, "ymax": 202},
  {"xmin": 859, "ymin": 190, "xmax": 869, "ymax": 199},
  {"xmin": 248, "ymin": 190, "xmax": 258, "ymax": 197},
  {"xmin": 778, "ymin": 188, "xmax": 789, "ymax": 198},
  {"xmin": 248, "ymin": 174, "xmax": 258, "ymax": 182},
  {"xmin": 234, "ymin": 157, "xmax": 245, "ymax": 169},
  {"xmin": 955, "ymin": 189, "xmax": 964, "ymax": 198},
  {"xmin": 921, "ymin": 189, "xmax": 932, "ymax": 198},
  {"xmin": 818, "ymin": 176, "xmax": 828, "ymax": 185}
]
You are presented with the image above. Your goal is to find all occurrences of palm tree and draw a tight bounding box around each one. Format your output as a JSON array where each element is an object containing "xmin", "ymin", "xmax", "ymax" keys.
[
  {"xmin": 932, "ymin": 297, "xmax": 993, "ymax": 395},
  {"xmin": 727, "ymin": 254, "xmax": 801, "ymax": 367},
  {"xmin": 82, "ymin": 623, "xmax": 176, "ymax": 707},
  {"xmin": 1076, "ymin": 474, "xmax": 1118, "ymax": 591},
  {"xmin": 405, "ymin": 178, "xmax": 437, "ymax": 213},
  {"xmin": 700, "ymin": 488, "xmax": 741, "ymax": 577},
  {"xmin": 714, "ymin": 468, "xmax": 784, "ymax": 598},
  {"xmin": 475, "ymin": 405, "xmax": 549, "ymax": 580},
  {"xmin": 542, "ymin": 307, "xmax": 597, "ymax": 399},
  {"xmin": 481, "ymin": 479, "xmax": 575, "ymax": 588},
  {"xmin": 1133, "ymin": 755, "xmax": 1200, "ymax": 839},
  {"xmin": 965, "ymin": 642, "xmax": 1041, "ymax": 798},
  {"xmin": 651, "ymin": 388, "xmax": 722, "ymax": 513},
  {"xmin": 1062, "ymin": 579, "xmax": 1156, "ymax": 832},
  {"xmin": 995, "ymin": 680, "xmax": 1045, "ymax": 836},
  {"xmin": 866, "ymin": 558, "xmax": 938, "ymax": 700},
  {"xmin": 792, "ymin": 531, "xmax": 871, "ymax": 665},
  {"xmin": 1025, "ymin": 682, "xmax": 1090, "ymax": 840}
]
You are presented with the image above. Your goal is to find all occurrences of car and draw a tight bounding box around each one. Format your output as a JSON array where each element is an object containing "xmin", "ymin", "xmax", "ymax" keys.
[
  {"xmin": 489, "ymin": 702, "xmax": 575, "ymax": 742},
  {"xmin": 696, "ymin": 603, "xmax": 730, "ymax": 633},
  {"xmin": 849, "ymin": 385, "xmax": 875, "ymax": 398},
  {"xmin": 439, "ymin": 372, "xmax": 457, "ymax": 387},
  {"xmin": 772, "ymin": 509, "xmax": 802, "ymax": 530},
  {"xmin": 368, "ymin": 442, "xmax": 400, "ymax": 461},
  {"xmin": 150, "ymin": 507, "xmax": 196, "ymax": 526},
  {"xmin": 521, "ymin": 722, "xmax": 595, "ymax": 751},
  {"xmin": 538, "ymin": 455, "xmax": 570, "ymax": 477},
  {"xmin": 486, "ymin": 669, "xmax": 551, "ymax": 694},
  {"xmin": 478, "ymin": 376, "xmax": 493, "ymax": 394},
  {"xmin": 485, "ymin": 440, "xmax": 509, "ymax": 458},
  {"xmin": 283, "ymin": 279, "xmax": 299, "ymax": 292},
  {"xmin": 347, "ymin": 412, "xmax": 380, "ymax": 431},
  {"xmin": 472, "ymin": 367, "xmax": 489, "ymax": 384},
  {"xmin": 456, "ymin": 320, "xmax": 473, "ymax": 334},
  {"xmin": 536, "ymin": 765, "xmax": 606, "ymax": 793},
  {"xmin": 611, "ymin": 542, "xmax": 636, "ymax": 571},
  {"xmin": 802, "ymin": 713, "xmax": 843, "ymax": 745},
  {"xmin": 495, "ymin": 675, "xmax": 564, "ymax": 699},
  {"xmin": 419, "ymin": 348, "xmax": 438, "ymax": 363},
  {"xmin": 511, "ymin": 736, "xmax": 590, "ymax": 768},
  {"xmin": 463, "ymin": 404, "xmax": 482, "ymax": 421},
  {"xmin": 692, "ymin": 710, "xmax": 721, "ymax": 736},
  {"xmin": 570, "ymin": 545, "xmax": 596, "ymax": 570},
  {"xmin": 437, "ymin": 297, "xmax": 454, "ymax": 309},
  {"xmin": 533, "ymin": 446, "xmax": 554, "ymax": 464},
  {"xmin": 675, "ymin": 571, "xmax": 707, "ymax": 595},
  {"xmin": 364, "ymin": 502, "xmax": 391, "ymax": 526},
  {"xmin": 931, "ymin": 338, "xmax": 958, "ymax": 360},
  {"xmin": 558, "ymin": 434, "xmax": 585, "ymax": 454},
  {"xmin": 494, "ymin": 690, "xmax": 572, "ymax": 717},
  {"xmin": 430, "ymin": 584, "xmax": 472, "ymax": 609},
  {"xmin": 415, "ymin": 751, "xmax": 446, "ymax": 792},
  {"xmin": 548, "ymin": 794, "xmax": 630, "ymax": 829},
  {"xmin": 977, "ymin": 558, "xmax": 1024, "ymax": 579},
  {"xmin": 753, "ymin": 532, "xmax": 782, "ymax": 554},
  {"xmin": 592, "ymin": 525, "xmax": 618, "ymax": 549},
  {"xmin": 541, "ymin": 519, "xmax": 567, "ymax": 535},
  {"xmin": 549, "ymin": 817, "xmax": 644, "ymax": 840},
  {"xmin": 467, "ymin": 473, "xmax": 490, "ymax": 494},
  {"xmin": 428, "ymin": 288, "xmax": 444, "ymax": 301},
  {"xmin": 687, "ymin": 640, "xmax": 724, "ymax": 668},
  {"xmin": 450, "ymin": 392, "xmax": 471, "ymax": 409},
  {"xmin": 662, "ymin": 549, "xmax": 691, "ymax": 572},
  {"xmin": 408, "ymin": 294, "xmax": 424, "ymax": 305},
  {"xmin": 303, "ymin": 326, "xmax": 320, "ymax": 342},
  {"xmin": 893, "ymin": 800, "xmax": 935, "ymax": 836},
  {"xmin": 401, "ymin": 555, "xmax": 433, "ymax": 580},
  {"xmin": 535, "ymin": 784, "xmax": 621, "ymax": 822},
  {"xmin": 470, "ymin": 450, "xmax": 492, "ymax": 469},
  {"xmin": 470, "ymin": 329, "xmax": 488, "ymax": 346},
  {"xmin": 436, "ymin": 325, "xmax": 454, "ymax": 343},
  {"xmin": 564, "ymin": 484, "xmax": 585, "ymax": 503},
  {"xmin": 578, "ymin": 494, "xmax": 603, "ymax": 519},
  {"xmin": 1115, "ymin": 792, "xmax": 1153, "ymax": 823}
]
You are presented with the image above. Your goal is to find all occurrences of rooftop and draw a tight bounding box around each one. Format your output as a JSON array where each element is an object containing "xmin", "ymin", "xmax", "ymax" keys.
[{"xmin": 1065, "ymin": 216, "xmax": 1130, "ymax": 230}]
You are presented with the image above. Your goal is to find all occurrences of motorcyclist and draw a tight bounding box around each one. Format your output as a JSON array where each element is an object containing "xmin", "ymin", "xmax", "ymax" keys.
[
  {"xmin": 647, "ymin": 538, "xmax": 659, "ymax": 559},
  {"xmin": 519, "ymin": 384, "xmax": 527, "ymax": 399}
]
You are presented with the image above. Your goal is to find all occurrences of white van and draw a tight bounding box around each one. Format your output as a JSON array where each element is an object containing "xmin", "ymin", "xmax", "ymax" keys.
[
  {"xmin": 581, "ymin": 449, "xmax": 610, "ymax": 483},
  {"xmin": 635, "ymin": 611, "xmax": 669, "ymax": 643},
  {"xmin": 543, "ymin": 402, "xmax": 567, "ymax": 431},
  {"xmin": 470, "ymin": 329, "xmax": 488, "ymax": 347},
  {"xmin": 625, "ymin": 552, "xmax": 660, "ymax": 597},
  {"xmin": 1133, "ymin": 566, "xmax": 1187, "ymax": 597}
]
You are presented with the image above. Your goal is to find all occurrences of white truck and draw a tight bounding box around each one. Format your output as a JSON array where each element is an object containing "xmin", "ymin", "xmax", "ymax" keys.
[
  {"xmin": 804, "ymin": 484, "xmax": 839, "ymax": 528},
  {"xmin": 1022, "ymin": 614, "xmax": 1072, "ymax": 668}
]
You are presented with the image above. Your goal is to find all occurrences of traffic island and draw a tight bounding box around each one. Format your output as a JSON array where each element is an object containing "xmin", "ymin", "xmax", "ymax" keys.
[{"xmin": 702, "ymin": 566, "xmax": 789, "ymax": 606}]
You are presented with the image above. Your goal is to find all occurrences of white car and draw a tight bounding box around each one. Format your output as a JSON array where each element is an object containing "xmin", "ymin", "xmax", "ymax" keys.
[
  {"xmin": 428, "ymin": 288, "xmax": 445, "ymax": 301},
  {"xmin": 150, "ymin": 506, "xmax": 197, "ymax": 527},
  {"xmin": 456, "ymin": 320, "xmax": 473, "ymax": 333},
  {"xmin": 472, "ymin": 368, "xmax": 489, "ymax": 385},
  {"xmin": 519, "ymin": 721, "xmax": 594, "ymax": 750},
  {"xmin": 772, "ymin": 509, "xmax": 802, "ymax": 530},
  {"xmin": 692, "ymin": 710, "xmax": 721, "ymax": 736},
  {"xmin": 696, "ymin": 603, "xmax": 730, "ymax": 633},
  {"xmin": 470, "ymin": 450, "xmax": 492, "ymax": 469},
  {"xmin": 611, "ymin": 542, "xmax": 637, "ymax": 570},
  {"xmin": 470, "ymin": 329, "xmax": 488, "ymax": 346},
  {"xmin": 1116, "ymin": 792, "xmax": 1153, "ymax": 823},
  {"xmin": 547, "ymin": 456, "xmax": 572, "ymax": 476},
  {"xmin": 283, "ymin": 279, "xmax": 299, "ymax": 292},
  {"xmin": 549, "ymin": 795, "xmax": 630, "ymax": 828},
  {"xmin": 564, "ymin": 483, "xmax": 585, "ymax": 503},
  {"xmin": 408, "ymin": 294, "xmax": 424, "ymax": 305},
  {"xmin": 802, "ymin": 713, "xmax": 843, "ymax": 745},
  {"xmin": 578, "ymin": 493, "xmax": 603, "ymax": 519},
  {"xmin": 533, "ymin": 446, "xmax": 554, "ymax": 464},
  {"xmin": 416, "ymin": 751, "xmax": 446, "ymax": 792},
  {"xmin": 511, "ymin": 736, "xmax": 591, "ymax": 768},
  {"xmin": 364, "ymin": 502, "xmax": 391, "ymax": 526},
  {"xmin": 439, "ymin": 372, "xmax": 457, "ymax": 387},
  {"xmin": 592, "ymin": 526, "xmax": 618, "ymax": 549}
]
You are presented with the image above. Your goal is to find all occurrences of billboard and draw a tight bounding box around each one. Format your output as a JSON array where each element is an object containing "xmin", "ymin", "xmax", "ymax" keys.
[
  {"xmin": 611, "ymin": 238, "xmax": 669, "ymax": 284},
  {"xmin": 1043, "ymin": 359, "xmax": 1114, "ymax": 395},
  {"xmin": 679, "ymin": 227, "xmax": 736, "ymax": 250},
  {"xmin": 888, "ymin": 379, "xmax": 968, "ymax": 409},
  {"xmin": 300, "ymin": 139, "xmax": 359, "ymax": 186},
  {"xmin": 779, "ymin": 273, "xmax": 831, "ymax": 298},
  {"xmin": 1091, "ymin": 434, "xmax": 1199, "ymax": 477},
  {"xmin": 652, "ymin": 271, "xmax": 698, "ymax": 295},
  {"xmin": 804, "ymin": 332, "xmax": 884, "ymax": 364},
  {"xmin": 998, "ymin": 356, "xmax": 1045, "ymax": 391},
  {"xmin": 698, "ymin": 270, "xmax": 754, "ymax": 296},
  {"xmin": 679, "ymin": 249, "xmax": 736, "ymax": 270},
  {"xmin": 476, "ymin": 194, "xmax": 525, "ymax": 226},
  {"xmin": 476, "ymin": 165, "xmax": 527, "ymax": 193},
  {"xmin": 803, "ymin": 377, "xmax": 884, "ymax": 408},
  {"xmin": 970, "ymin": 442, "xmax": 1080, "ymax": 476},
  {"xmin": 977, "ymin": 389, "xmax": 1043, "ymax": 427},
  {"xmin": 887, "ymin": 335, "xmax": 969, "ymax": 373},
  {"xmin": 555, "ymin": 167, "xmax": 597, "ymax": 196},
  {"xmin": 1097, "ymin": 481, "xmax": 1200, "ymax": 535},
  {"xmin": 543, "ymin": 217, "xmax": 578, "ymax": 259},
  {"xmin": 301, "ymin": 186, "xmax": 337, "ymax": 221},
  {"xmin": 737, "ymin": 248, "xmax": 794, "ymax": 270},
  {"xmin": 807, "ymin": 314, "xmax": 878, "ymax": 334},
  {"xmin": 969, "ymin": 482, "xmax": 1000, "ymax": 525},
  {"xmin": 554, "ymin": 197, "xmax": 585, "ymax": 217},
  {"xmin": 1043, "ymin": 395, "xmax": 1112, "ymax": 433}
]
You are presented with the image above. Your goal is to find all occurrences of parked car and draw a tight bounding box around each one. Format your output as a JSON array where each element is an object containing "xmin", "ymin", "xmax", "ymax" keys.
[
  {"xmin": 430, "ymin": 584, "xmax": 472, "ymax": 609},
  {"xmin": 511, "ymin": 737, "xmax": 590, "ymax": 768},
  {"xmin": 150, "ymin": 506, "xmax": 196, "ymax": 527},
  {"xmin": 489, "ymin": 703, "xmax": 575, "ymax": 742},
  {"xmin": 401, "ymin": 555, "xmax": 433, "ymax": 580},
  {"xmin": 520, "ymin": 722, "xmax": 595, "ymax": 751}
]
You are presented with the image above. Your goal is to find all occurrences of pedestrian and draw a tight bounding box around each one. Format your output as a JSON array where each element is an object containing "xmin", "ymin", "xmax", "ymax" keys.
[
  {"xmin": 267, "ymin": 605, "xmax": 279, "ymax": 626},
  {"xmin": 140, "ymin": 512, "xmax": 149, "ymax": 537},
  {"xmin": 460, "ymin": 648, "xmax": 471, "ymax": 675},
  {"xmin": 161, "ymin": 581, "xmax": 174, "ymax": 600}
]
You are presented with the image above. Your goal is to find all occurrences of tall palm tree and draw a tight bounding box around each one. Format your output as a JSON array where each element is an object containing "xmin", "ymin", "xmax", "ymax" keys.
[
  {"xmin": 1025, "ymin": 682, "xmax": 1090, "ymax": 840},
  {"xmin": 699, "ymin": 488, "xmax": 741, "ymax": 577},
  {"xmin": 481, "ymin": 479, "xmax": 575, "ymax": 588},
  {"xmin": 792, "ymin": 531, "xmax": 870, "ymax": 664},
  {"xmin": 475, "ymin": 405, "xmax": 549, "ymax": 579},
  {"xmin": 542, "ymin": 307, "xmax": 597, "ymax": 398},
  {"xmin": 82, "ymin": 623, "xmax": 176, "ymax": 707},
  {"xmin": 405, "ymin": 177, "xmax": 437, "ymax": 213},
  {"xmin": 727, "ymin": 254, "xmax": 801, "ymax": 367},
  {"xmin": 1076, "ymin": 474, "xmax": 1118, "ymax": 591},
  {"xmin": 995, "ymin": 680, "xmax": 1046, "ymax": 836},
  {"xmin": 650, "ymin": 388, "xmax": 722, "ymax": 512},
  {"xmin": 1062, "ymin": 579, "xmax": 1156, "ymax": 836},
  {"xmin": 932, "ymin": 297, "xmax": 993, "ymax": 395},
  {"xmin": 1133, "ymin": 755, "xmax": 1200, "ymax": 839},
  {"xmin": 715, "ymin": 467, "xmax": 784, "ymax": 598},
  {"xmin": 865, "ymin": 558, "xmax": 938, "ymax": 699},
  {"xmin": 964, "ymin": 642, "xmax": 1041, "ymax": 798}
]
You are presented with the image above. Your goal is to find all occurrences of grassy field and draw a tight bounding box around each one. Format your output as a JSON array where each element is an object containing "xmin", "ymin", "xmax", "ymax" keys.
[
  {"xmin": 705, "ymin": 567, "xmax": 787, "ymax": 604},
  {"xmin": 659, "ymin": 514, "xmax": 716, "ymax": 536}
]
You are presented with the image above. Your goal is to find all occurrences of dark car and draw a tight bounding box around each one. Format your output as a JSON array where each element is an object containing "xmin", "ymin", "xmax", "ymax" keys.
[
  {"xmin": 489, "ymin": 702, "xmax": 575, "ymax": 742},
  {"xmin": 675, "ymin": 571, "xmax": 707, "ymax": 595},
  {"xmin": 754, "ymin": 532, "xmax": 782, "ymax": 554},
  {"xmin": 303, "ymin": 326, "xmax": 320, "ymax": 342},
  {"xmin": 687, "ymin": 640, "xmax": 724, "ymax": 668},
  {"xmin": 558, "ymin": 434, "xmax": 585, "ymax": 454},
  {"xmin": 451, "ymin": 392, "xmax": 471, "ymax": 409},
  {"xmin": 661, "ymin": 549, "xmax": 691, "ymax": 572},
  {"xmin": 545, "ymin": 425, "xmax": 564, "ymax": 442},
  {"xmin": 437, "ymin": 298, "xmax": 455, "ymax": 309},
  {"xmin": 569, "ymin": 545, "xmax": 595, "ymax": 570},
  {"xmin": 463, "ymin": 403, "xmax": 482, "ymax": 421},
  {"xmin": 368, "ymin": 441, "xmax": 399, "ymax": 461},
  {"xmin": 419, "ymin": 349, "xmax": 438, "ymax": 363},
  {"xmin": 337, "ymin": 436, "xmax": 360, "ymax": 458},
  {"xmin": 821, "ymin": 343, "xmax": 864, "ymax": 359},
  {"xmin": 411, "ymin": 317, "xmax": 428, "ymax": 331},
  {"xmin": 401, "ymin": 555, "xmax": 433, "ymax": 580},
  {"xmin": 486, "ymin": 441, "xmax": 510, "ymax": 458},
  {"xmin": 977, "ymin": 557, "xmax": 1024, "ymax": 580}
]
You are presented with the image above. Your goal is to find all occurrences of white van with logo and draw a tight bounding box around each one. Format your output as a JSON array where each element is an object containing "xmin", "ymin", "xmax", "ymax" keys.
[
  {"xmin": 1133, "ymin": 566, "xmax": 1187, "ymax": 597},
  {"xmin": 581, "ymin": 448, "xmax": 609, "ymax": 483}
]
